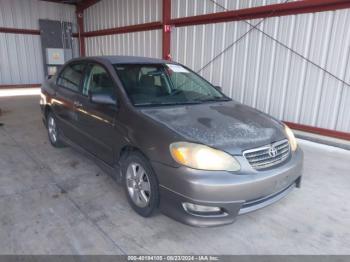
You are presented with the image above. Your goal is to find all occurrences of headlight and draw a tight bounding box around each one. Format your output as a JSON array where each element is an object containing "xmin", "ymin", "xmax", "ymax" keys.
[
  {"xmin": 284, "ymin": 124, "xmax": 298, "ymax": 151},
  {"xmin": 170, "ymin": 142, "xmax": 240, "ymax": 171}
]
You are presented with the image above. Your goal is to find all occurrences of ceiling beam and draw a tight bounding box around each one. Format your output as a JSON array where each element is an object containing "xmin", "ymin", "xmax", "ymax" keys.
[
  {"xmin": 76, "ymin": 0, "xmax": 101, "ymax": 12},
  {"xmin": 82, "ymin": 22, "xmax": 163, "ymax": 37},
  {"xmin": 0, "ymin": 27, "xmax": 40, "ymax": 35},
  {"xmin": 39, "ymin": 0, "xmax": 80, "ymax": 6}
]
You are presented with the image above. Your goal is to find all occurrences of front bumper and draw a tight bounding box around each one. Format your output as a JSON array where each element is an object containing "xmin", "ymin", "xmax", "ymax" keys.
[{"xmin": 153, "ymin": 148, "xmax": 303, "ymax": 227}]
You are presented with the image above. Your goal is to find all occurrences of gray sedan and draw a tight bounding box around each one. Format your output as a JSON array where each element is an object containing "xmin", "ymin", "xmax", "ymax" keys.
[{"xmin": 40, "ymin": 56, "xmax": 303, "ymax": 227}]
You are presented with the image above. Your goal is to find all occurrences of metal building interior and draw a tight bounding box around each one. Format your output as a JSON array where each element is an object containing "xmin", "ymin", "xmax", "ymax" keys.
[{"xmin": 0, "ymin": 0, "xmax": 350, "ymax": 256}]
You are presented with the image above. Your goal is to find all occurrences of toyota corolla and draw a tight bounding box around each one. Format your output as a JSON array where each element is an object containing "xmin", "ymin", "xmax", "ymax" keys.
[{"xmin": 40, "ymin": 56, "xmax": 303, "ymax": 227}]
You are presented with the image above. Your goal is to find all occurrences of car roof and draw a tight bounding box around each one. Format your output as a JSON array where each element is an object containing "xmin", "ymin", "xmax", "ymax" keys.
[{"xmin": 70, "ymin": 55, "xmax": 177, "ymax": 65}]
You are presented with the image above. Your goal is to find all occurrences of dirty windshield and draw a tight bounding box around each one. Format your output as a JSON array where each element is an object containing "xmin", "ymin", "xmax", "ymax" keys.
[{"xmin": 114, "ymin": 63, "xmax": 230, "ymax": 106}]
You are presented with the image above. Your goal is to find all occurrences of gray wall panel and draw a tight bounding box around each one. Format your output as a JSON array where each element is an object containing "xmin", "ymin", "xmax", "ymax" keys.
[
  {"xmin": 0, "ymin": 0, "xmax": 76, "ymax": 30},
  {"xmin": 81, "ymin": 0, "xmax": 350, "ymax": 133},
  {"xmin": 84, "ymin": 0, "xmax": 162, "ymax": 32},
  {"xmin": 171, "ymin": 8, "xmax": 350, "ymax": 133},
  {"xmin": 0, "ymin": 33, "xmax": 44, "ymax": 85},
  {"xmin": 171, "ymin": 0, "xmax": 289, "ymax": 19},
  {"xmin": 85, "ymin": 30, "xmax": 162, "ymax": 59},
  {"xmin": 0, "ymin": 0, "xmax": 77, "ymax": 85}
]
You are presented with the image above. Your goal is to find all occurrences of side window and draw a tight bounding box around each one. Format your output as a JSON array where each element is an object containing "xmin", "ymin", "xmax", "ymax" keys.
[
  {"xmin": 83, "ymin": 64, "xmax": 115, "ymax": 97},
  {"xmin": 57, "ymin": 63, "xmax": 85, "ymax": 92}
]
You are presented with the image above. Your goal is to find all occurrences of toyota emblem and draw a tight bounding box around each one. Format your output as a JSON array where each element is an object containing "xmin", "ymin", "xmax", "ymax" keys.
[{"xmin": 268, "ymin": 146, "xmax": 278, "ymax": 157}]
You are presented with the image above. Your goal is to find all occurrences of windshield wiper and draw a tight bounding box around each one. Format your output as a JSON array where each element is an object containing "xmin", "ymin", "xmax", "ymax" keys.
[
  {"xmin": 170, "ymin": 89, "xmax": 183, "ymax": 96},
  {"xmin": 192, "ymin": 97, "xmax": 231, "ymax": 103},
  {"xmin": 134, "ymin": 96, "xmax": 231, "ymax": 106},
  {"xmin": 134, "ymin": 101, "xmax": 203, "ymax": 107}
]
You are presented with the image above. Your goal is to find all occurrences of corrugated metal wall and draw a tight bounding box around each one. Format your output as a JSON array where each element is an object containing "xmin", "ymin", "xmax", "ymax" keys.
[
  {"xmin": 171, "ymin": 6, "xmax": 350, "ymax": 133},
  {"xmin": 85, "ymin": 30, "xmax": 162, "ymax": 58},
  {"xmin": 84, "ymin": 0, "xmax": 162, "ymax": 59},
  {"xmin": 0, "ymin": 0, "xmax": 77, "ymax": 85},
  {"xmin": 0, "ymin": 34, "xmax": 44, "ymax": 85},
  {"xmin": 171, "ymin": 0, "xmax": 289, "ymax": 18},
  {"xmin": 84, "ymin": 0, "xmax": 161, "ymax": 31},
  {"xmin": 79, "ymin": 0, "xmax": 350, "ymax": 133}
]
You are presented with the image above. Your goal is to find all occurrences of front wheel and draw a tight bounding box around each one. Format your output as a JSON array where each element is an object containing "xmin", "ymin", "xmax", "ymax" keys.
[
  {"xmin": 47, "ymin": 112, "xmax": 65, "ymax": 148},
  {"xmin": 122, "ymin": 152, "xmax": 159, "ymax": 217}
]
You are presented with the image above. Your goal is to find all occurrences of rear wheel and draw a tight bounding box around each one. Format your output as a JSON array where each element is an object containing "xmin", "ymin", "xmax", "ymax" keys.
[
  {"xmin": 122, "ymin": 152, "xmax": 159, "ymax": 217},
  {"xmin": 47, "ymin": 112, "xmax": 65, "ymax": 148}
]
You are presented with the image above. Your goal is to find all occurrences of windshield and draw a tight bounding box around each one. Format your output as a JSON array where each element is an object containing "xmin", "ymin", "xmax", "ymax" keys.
[{"xmin": 113, "ymin": 63, "xmax": 230, "ymax": 106}]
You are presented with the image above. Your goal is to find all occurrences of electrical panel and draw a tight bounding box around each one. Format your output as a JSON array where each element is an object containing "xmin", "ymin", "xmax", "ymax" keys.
[{"xmin": 39, "ymin": 19, "xmax": 74, "ymax": 77}]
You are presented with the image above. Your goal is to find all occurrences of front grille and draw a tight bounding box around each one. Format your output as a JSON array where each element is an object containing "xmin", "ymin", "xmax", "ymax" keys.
[{"xmin": 243, "ymin": 139, "xmax": 290, "ymax": 170}]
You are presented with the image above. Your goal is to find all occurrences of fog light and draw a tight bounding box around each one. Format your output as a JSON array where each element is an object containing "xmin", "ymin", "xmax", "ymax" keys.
[{"xmin": 182, "ymin": 202, "xmax": 221, "ymax": 215}]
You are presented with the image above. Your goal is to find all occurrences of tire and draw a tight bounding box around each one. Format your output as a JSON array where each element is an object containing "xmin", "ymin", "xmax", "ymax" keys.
[
  {"xmin": 122, "ymin": 152, "xmax": 159, "ymax": 217},
  {"xmin": 46, "ymin": 112, "xmax": 65, "ymax": 148}
]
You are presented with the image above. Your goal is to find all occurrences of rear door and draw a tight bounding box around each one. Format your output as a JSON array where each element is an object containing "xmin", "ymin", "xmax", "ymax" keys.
[
  {"xmin": 53, "ymin": 62, "xmax": 86, "ymax": 143},
  {"xmin": 74, "ymin": 63, "xmax": 119, "ymax": 165}
]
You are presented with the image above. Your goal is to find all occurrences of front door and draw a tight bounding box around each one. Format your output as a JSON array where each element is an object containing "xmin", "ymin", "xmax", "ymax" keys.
[
  {"xmin": 75, "ymin": 63, "xmax": 118, "ymax": 165},
  {"xmin": 53, "ymin": 62, "xmax": 86, "ymax": 144}
]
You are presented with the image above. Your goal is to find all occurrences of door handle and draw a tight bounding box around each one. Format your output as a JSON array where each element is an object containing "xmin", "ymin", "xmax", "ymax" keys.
[{"xmin": 74, "ymin": 101, "xmax": 83, "ymax": 108}]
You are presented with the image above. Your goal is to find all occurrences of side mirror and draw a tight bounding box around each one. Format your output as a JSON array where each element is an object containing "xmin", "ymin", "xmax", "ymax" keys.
[
  {"xmin": 215, "ymin": 85, "xmax": 222, "ymax": 91},
  {"xmin": 90, "ymin": 92, "xmax": 117, "ymax": 106}
]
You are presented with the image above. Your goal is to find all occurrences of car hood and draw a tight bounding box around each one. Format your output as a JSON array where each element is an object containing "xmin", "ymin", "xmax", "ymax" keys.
[{"xmin": 140, "ymin": 101, "xmax": 286, "ymax": 155}]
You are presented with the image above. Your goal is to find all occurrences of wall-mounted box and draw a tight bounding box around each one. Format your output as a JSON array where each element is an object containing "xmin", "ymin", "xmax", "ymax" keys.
[{"xmin": 46, "ymin": 48, "xmax": 65, "ymax": 65}]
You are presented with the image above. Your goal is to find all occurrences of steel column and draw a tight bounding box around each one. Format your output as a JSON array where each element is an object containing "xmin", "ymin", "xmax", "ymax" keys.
[
  {"xmin": 76, "ymin": 11, "xmax": 86, "ymax": 57},
  {"xmin": 162, "ymin": 0, "xmax": 171, "ymax": 60}
]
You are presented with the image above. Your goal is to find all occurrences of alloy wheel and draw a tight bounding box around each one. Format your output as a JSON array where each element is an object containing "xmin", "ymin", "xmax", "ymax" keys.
[
  {"xmin": 48, "ymin": 116, "xmax": 58, "ymax": 143},
  {"xmin": 126, "ymin": 162, "xmax": 151, "ymax": 208}
]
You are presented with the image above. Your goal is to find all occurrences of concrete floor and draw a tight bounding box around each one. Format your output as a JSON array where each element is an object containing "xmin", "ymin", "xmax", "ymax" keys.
[{"xmin": 0, "ymin": 95, "xmax": 349, "ymax": 255}]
